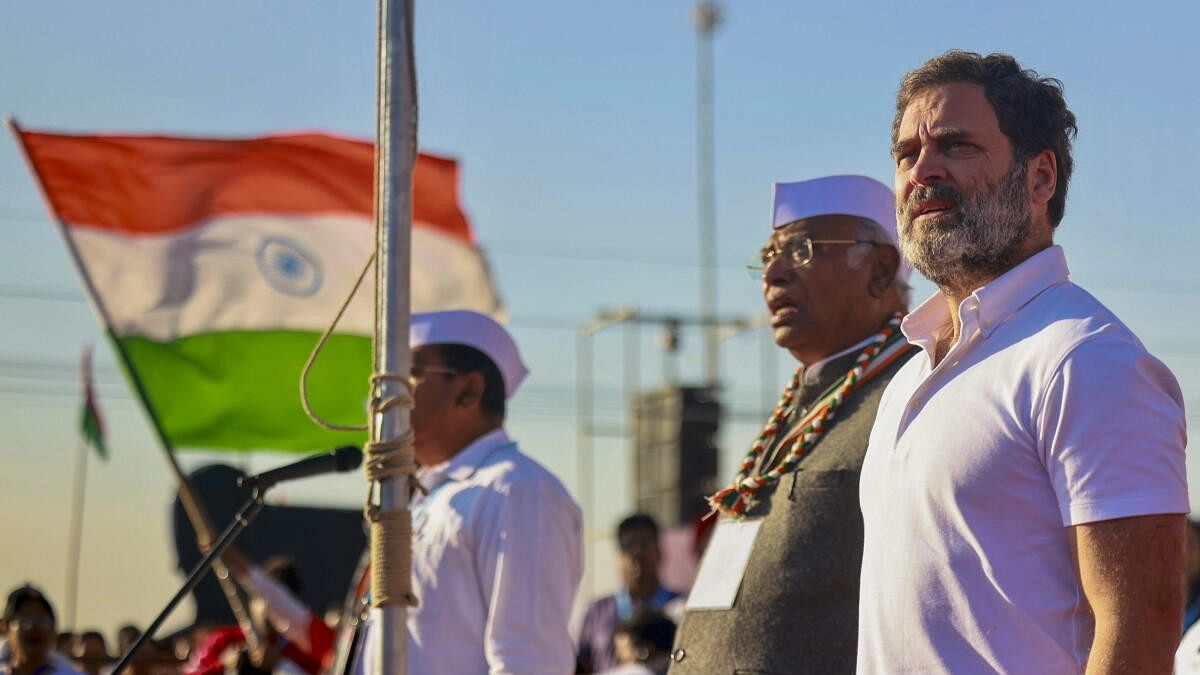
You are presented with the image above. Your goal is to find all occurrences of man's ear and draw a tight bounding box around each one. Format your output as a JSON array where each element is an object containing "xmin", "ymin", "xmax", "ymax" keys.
[
  {"xmin": 1028, "ymin": 149, "xmax": 1057, "ymax": 212},
  {"xmin": 868, "ymin": 246, "xmax": 900, "ymax": 298},
  {"xmin": 456, "ymin": 372, "xmax": 485, "ymax": 408}
]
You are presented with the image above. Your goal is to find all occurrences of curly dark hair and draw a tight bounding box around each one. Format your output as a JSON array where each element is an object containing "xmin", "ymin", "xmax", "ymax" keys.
[{"xmin": 893, "ymin": 51, "xmax": 1078, "ymax": 227}]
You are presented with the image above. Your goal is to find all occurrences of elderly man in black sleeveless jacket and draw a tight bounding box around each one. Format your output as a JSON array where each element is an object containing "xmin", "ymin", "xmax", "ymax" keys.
[{"xmin": 668, "ymin": 175, "xmax": 915, "ymax": 675}]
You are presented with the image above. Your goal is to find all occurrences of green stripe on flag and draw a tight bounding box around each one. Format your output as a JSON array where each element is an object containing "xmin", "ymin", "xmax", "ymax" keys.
[{"xmin": 119, "ymin": 331, "xmax": 371, "ymax": 452}]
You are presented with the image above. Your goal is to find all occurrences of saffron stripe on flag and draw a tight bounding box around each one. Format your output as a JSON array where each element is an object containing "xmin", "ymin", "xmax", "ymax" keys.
[{"xmin": 15, "ymin": 131, "xmax": 472, "ymax": 242}]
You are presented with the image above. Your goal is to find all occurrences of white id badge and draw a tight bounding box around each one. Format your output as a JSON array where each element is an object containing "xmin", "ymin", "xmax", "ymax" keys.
[{"xmin": 685, "ymin": 518, "xmax": 763, "ymax": 610}]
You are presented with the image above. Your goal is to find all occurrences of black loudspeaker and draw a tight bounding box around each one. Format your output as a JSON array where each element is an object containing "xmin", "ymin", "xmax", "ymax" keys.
[{"xmin": 632, "ymin": 386, "xmax": 721, "ymax": 526}]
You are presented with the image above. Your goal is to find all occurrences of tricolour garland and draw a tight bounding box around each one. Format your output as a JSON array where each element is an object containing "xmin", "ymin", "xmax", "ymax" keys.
[{"xmin": 707, "ymin": 312, "xmax": 912, "ymax": 518}]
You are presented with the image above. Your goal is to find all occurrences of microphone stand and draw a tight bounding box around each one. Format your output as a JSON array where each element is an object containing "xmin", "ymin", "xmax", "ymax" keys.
[{"xmin": 112, "ymin": 487, "xmax": 267, "ymax": 675}]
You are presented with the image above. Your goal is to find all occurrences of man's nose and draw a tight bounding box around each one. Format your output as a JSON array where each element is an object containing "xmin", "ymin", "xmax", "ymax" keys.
[
  {"xmin": 905, "ymin": 147, "xmax": 947, "ymax": 189},
  {"xmin": 763, "ymin": 253, "xmax": 795, "ymax": 287}
]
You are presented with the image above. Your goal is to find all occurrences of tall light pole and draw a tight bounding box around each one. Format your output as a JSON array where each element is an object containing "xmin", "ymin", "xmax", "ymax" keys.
[
  {"xmin": 694, "ymin": 1, "xmax": 722, "ymax": 387},
  {"xmin": 576, "ymin": 308, "xmax": 638, "ymax": 598}
]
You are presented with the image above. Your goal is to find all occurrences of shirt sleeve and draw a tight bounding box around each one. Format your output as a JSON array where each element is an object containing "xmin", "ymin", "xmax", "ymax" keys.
[
  {"xmin": 473, "ymin": 472, "xmax": 584, "ymax": 675},
  {"xmin": 1037, "ymin": 335, "xmax": 1189, "ymax": 526}
]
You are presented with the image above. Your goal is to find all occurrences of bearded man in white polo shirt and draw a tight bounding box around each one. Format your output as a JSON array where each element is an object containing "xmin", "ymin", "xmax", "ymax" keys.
[{"xmin": 857, "ymin": 51, "xmax": 1189, "ymax": 673}]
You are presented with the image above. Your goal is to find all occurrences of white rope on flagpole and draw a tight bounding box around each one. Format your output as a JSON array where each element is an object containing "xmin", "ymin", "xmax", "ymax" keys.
[{"xmin": 299, "ymin": 252, "xmax": 374, "ymax": 432}]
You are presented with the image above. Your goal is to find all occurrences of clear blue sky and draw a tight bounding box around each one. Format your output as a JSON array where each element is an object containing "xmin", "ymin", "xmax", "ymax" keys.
[{"xmin": 1, "ymin": 0, "xmax": 1198, "ymax": 637}]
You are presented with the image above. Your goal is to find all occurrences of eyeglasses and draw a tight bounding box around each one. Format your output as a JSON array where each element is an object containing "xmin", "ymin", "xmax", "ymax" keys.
[
  {"xmin": 409, "ymin": 364, "xmax": 459, "ymax": 386},
  {"xmin": 746, "ymin": 237, "xmax": 879, "ymax": 278}
]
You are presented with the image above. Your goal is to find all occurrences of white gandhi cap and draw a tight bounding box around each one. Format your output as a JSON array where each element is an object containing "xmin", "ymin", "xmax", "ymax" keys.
[
  {"xmin": 771, "ymin": 174, "xmax": 911, "ymax": 283},
  {"xmin": 411, "ymin": 310, "xmax": 529, "ymax": 399}
]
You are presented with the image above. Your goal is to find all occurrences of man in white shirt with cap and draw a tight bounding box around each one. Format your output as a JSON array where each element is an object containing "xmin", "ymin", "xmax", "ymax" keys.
[
  {"xmin": 667, "ymin": 175, "xmax": 915, "ymax": 674},
  {"xmin": 351, "ymin": 309, "xmax": 583, "ymax": 675}
]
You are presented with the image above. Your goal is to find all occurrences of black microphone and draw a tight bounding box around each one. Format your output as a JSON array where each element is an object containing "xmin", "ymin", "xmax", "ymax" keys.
[{"xmin": 238, "ymin": 446, "xmax": 363, "ymax": 491}]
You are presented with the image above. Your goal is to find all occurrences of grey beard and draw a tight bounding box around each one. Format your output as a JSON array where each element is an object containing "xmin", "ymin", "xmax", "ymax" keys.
[{"xmin": 898, "ymin": 162, "xmax": 1033, "ymax": 292}]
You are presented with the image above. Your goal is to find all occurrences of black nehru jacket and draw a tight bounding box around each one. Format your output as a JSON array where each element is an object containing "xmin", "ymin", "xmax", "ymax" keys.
[{"xmin": 668, "ymin": 347, "xmax": 914, "ymax": 675}]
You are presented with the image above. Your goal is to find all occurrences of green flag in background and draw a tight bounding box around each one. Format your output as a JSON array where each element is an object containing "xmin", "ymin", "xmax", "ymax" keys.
[{"xmin": 81, "ymin": 347, "xmax": 107, "ymax": 461}]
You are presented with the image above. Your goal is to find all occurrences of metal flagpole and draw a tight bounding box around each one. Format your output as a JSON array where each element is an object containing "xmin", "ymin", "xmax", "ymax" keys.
[
  {"xmin": 371, "ymin": 0, "xmax": 417, "ymax": 672},
  {"xmin": 64, "ymin": 435, "xmax": 88, "ymax": 630}
]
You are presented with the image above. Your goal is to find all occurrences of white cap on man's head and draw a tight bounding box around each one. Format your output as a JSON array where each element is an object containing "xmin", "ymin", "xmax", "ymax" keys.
[
  {"xmin": 410, "ymin": 310, "xmax": 529, "ymax": 399},
  {"xmin": 771, "ymin": 174, "xmax": 911, "ymax": 282}
]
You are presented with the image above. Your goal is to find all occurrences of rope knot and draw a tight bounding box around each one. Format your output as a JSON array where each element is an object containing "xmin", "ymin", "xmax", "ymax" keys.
[{"xmin": 362, "ymin": 372, "xmax": 420, "ymax": 609}]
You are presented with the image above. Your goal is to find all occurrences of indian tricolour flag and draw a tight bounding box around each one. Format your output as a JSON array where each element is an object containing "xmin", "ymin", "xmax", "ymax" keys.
[{"xmin": 12, "ymin": 123, "xmax": 502, "ymax": 453}]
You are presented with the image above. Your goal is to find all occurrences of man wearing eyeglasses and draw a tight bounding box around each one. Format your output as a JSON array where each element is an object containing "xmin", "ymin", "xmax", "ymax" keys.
[
  {"xmin": 347, "ymin": 309, "xmax": 584, "ymax": 675},
  {"xmin": 668, "ymin": 175, "xmax": 915, "ymax": 674}
]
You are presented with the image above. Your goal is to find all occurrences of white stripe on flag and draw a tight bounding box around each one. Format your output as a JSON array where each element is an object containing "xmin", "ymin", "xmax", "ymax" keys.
[{"xmin": 71, "ymin": 214, "xmax": 499, "ymax": 340}]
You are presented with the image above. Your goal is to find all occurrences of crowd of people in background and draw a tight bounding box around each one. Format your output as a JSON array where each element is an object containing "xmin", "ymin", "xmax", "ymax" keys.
[
  {"xmin": 7, "ymin": 512, "xmax": 1200, "ymax": 674},
  {"xmin": 1, "ymin": 510, "xmax": 689, "ymax": 675},
  {"xmin": 1, "ymin": 583, "xmax": 182, "ymax": 675},
  {"xmin": 0, "ymin": 581, "xmax": 340, "ymax": 674}
]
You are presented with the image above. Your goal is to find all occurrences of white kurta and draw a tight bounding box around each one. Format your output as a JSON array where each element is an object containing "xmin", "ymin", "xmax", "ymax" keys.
[{"xmin": 356, "ymin": 428, "xmax": 583, "ymax": 675}]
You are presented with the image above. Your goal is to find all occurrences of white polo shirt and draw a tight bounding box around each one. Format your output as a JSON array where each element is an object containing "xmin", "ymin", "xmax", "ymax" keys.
[{"xmin": 857, "ymin": 246, "xmax": 1188, "ymax": 673}]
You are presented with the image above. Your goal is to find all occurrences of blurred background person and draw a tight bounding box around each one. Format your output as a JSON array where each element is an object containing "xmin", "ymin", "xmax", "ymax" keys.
[
  {"xmin": 69, "ymin": 630, "xmax": 109, "ymax": 675},
  {"xmin": 112, "ymin": 623, "xmax": 177, "ymax": 675},
  {"xmin": 55, "ymin": 633, "xmax": 75, "ymax": 660},
  {"xmin": 601, "ymin": 610, "xmax": 677, "ymax": 675},
  {"xmin": 577, "ymin": 514, "xmax": 683, "ymax": 673},
  {"xmin": 0, "ymin": 584, "xmax": 82, "ymax": 675},
  {"xmin": 115, "ymin": 624, "xmax": 142, "ymax": 657}
]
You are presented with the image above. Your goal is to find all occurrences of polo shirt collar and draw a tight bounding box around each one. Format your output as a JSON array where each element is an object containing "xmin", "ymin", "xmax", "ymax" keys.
[
  {"xmin": 421, "ymin": 427, "xmax": 511, "ymax": 485},
  {"xmin": 902, "ymin": 245, "xmax": 1070, "ymax": 355}
]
